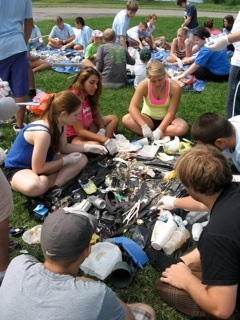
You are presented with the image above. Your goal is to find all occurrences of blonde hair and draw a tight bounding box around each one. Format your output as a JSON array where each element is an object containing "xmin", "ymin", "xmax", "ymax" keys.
[
  {"xmin": 177, "ymin": 27, "xmax": 189, "ymax": 36},
  {"xmin": 175, "ymin": 145, "xmax": 232, "ymax": 195},
  {"xmin": 146, "ymin": 60, "xmax": 166, "ymax": 79}
]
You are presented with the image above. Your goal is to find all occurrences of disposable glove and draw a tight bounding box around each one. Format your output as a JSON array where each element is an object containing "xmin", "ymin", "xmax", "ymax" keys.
[
  {"xmin": 152, "ymin": 128, "xmax": 163, "ymax": 140},
  {"xmin": 62, "ymin": 152, "xmax": 82, "ymax": 165},
  {"xmin": 104, "ymin": 139, "xmax": 118, "ymax": 155},
  {"xmin": 141, "ymin": 124, "xmax": 153, "ymax": 138},
  {"xmin": 184, "ymin": 38, "xmax": 190, "ymax": 46},
  {"xmin": 205, "ymin": 35, "xmax": 229, "ymax": 51},
  {"xmin": 158, "ymin": 196, "xmax": 176, "ymax": 210},
  {"xmin": 97, "ymin": 128, "xmax": 106, "ymax": 136},
  {"xmin": 177, "ymin": 58, "xmax": 183, "ymax": 69},
  {"xmin": 83, "ymin": 144, "xmax": 107, "ymax": 155},
  {"xmin": 173, "ymin": 73, "xmax": 184, "ymax": 81}
]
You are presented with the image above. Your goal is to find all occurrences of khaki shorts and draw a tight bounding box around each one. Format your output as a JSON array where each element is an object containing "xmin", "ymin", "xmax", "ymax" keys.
[{"xmin": 0, "ymin": 169, "xmax": 13, "ymax": 223}]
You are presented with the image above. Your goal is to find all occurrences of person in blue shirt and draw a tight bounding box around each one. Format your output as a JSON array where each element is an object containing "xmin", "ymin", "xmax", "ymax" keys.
[
  {"xmin": 127, "ymin": 21, "xmax": 152, "ymax": 50},
  {"xmin": 48, "ymin": 16, "xmax": 75, "ymax": 49},
  {"xmin": 174, "ymin": 26, "xmax": 229, "ymax": 82},
  {"xmin": 29, "ymin": 24, "xmax": 44, "ymax": 50}
]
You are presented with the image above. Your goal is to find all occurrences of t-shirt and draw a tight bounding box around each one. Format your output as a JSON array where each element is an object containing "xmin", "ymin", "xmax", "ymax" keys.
[
  {"xmin": 127, "ymin": 26, "xmax": 150, "ymax": 40},
  {"xmin": 231, "ymin": 11, "xmax": 240, "ymax": 68},
  {"xmin": 112, "ymin": 9, "xmax": 130, "ymax": 44},
  {"xmin": 0, "ymin": 0, "xmax": 33, "ymax": 60},
  {"xmin": 222, "ymin": 115, "xmax": 240, "ymax": 172},
  {"xmin": 198, "ymin": 183, "xmax": 240, "ymax": 312},
  {"xmin": 0, "ymin": 255, "xmax": 126, "ymax": 320},
  {"xmin": 85, "ymin": 43, "xmax": 100, "ymax": 59},
  {"xmin": 96, "ymin": 42, "xmax": 135, "ymax": 85},
  {"xmin": 73, "ymin": 26, "xmax": 93, "ymax": 51},
  {"xmin": 49, "ymin": 23, "xmax": 74, "ymax": 41},
  {"xmin": 195, "ymin": 46, "xmax": 230, "ymax": 75},
  {"xmin": 29, "ymin": 25, "xmax": 43, "ymax": 49},
  {"xmin": 184, "ymin": 3, "xmax": 198, "ymax": 29}
]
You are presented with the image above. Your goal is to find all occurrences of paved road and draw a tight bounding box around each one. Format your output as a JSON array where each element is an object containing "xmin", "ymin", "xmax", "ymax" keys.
[{"xmin": 33, "ymin": 6, "xmax": 238, "ymax": 21}]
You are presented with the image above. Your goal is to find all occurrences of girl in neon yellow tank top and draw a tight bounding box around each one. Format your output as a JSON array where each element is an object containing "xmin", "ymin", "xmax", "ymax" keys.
[{"xmin": 122, "ymin": 60, "xmax": 189, "ymax": 140}]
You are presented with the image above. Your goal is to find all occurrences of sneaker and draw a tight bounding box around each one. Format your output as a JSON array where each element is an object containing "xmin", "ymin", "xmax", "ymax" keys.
[{"xmin": 13, "ymin": 123, "xmax": 26, "ymax": 133}]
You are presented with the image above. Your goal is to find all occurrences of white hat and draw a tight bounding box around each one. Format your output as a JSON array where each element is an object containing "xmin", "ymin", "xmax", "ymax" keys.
[{"xmin": 91, "ymin": 30, "xmax": 103, "ymax": 39}]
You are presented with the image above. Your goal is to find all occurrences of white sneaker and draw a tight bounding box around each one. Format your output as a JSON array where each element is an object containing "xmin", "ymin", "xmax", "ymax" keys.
[{"xmin": 13, "ymin": 123, "xmax": 26, "ymax": 133}]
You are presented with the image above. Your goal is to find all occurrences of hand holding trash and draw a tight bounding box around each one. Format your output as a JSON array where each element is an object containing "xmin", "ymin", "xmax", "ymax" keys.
[
  {"xmin": 84, "ymin": 144, "xmax": 107, "ymax": 155},
  {"xmin": 62, "ymin": 152, "xmax": 82, "ymax": 165},
  {"xmin": 205, "ymin": 35, "xmax": 229, "ymax": 51},
  {"xmin": 104, "ymin": 139, "xmax": 118, "ymax": 155},
  {"xmin": 141, "ymin": 124, "xmax": 153, "ymax": 138},
  {"xmin": 158, "ymin": 196, "xmax": 176, "ymax": 210},
  {"xmin": 97, "ymin": 128, "xmax": 106, "ymax": 136},
  {"xmin": 152, "ymin": 128, "xmax": 163, "ymax": 140}
]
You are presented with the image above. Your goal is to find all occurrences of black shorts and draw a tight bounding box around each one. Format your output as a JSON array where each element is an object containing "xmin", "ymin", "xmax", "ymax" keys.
[
  {"xmin": 4, "ymin": 167, "xmax": 24, "ymax": 183},
  {"xmin": 142, "ymin": 113, "xmax": 162, "ymax": 129},
  {"xmin": 67, "ymin": 135, "xmax": 77, "ymax": 143}
]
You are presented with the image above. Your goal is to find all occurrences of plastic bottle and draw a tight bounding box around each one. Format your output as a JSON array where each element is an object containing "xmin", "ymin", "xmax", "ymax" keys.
[
  {"xmin": 151, "ymin": 219, "xmax": 177, "ymax": 250},
  {"xmin": 192, "ymin": 223, "xmax": 203, "ymax": 241},
  {"xmin": 163, "ymin": 226, "xmax": 190, "ymax": 255}
]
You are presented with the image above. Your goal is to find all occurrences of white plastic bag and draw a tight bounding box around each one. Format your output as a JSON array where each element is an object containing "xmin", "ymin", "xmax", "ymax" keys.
[{"xmin": 22, "ymin": 225, "xmax": 42, "ymax": 244}]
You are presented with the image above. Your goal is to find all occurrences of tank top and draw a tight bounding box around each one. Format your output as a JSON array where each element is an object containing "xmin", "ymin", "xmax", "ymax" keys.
[
  {"xmin": 141, "ymin": 78, "xmax": 171, "ymax": 120},
  {"xmin": 175, "ymin": 43, "xmax": 186, "ymax": 60}
]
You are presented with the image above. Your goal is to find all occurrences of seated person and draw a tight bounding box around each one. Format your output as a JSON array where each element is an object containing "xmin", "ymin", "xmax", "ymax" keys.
[
  {"xmin": 81, "ymin": 30, "xmax": 103, "ymax": 66},
  {"xmin": 29, "ymin": 24, "xmax": 44, "ymax": 50},
  {"xmin": 174, "ymin": 26, "xmax": 229, "ymax": 82},
  {"xmin": 203, "ymin": 18, "xmax": 222, "ymax": 36},
  {"xmin": 28, "ymin": 53, "xmax": 52, "ymax": 73},
  {"xmin": 0, "ymin": 209, "xmax": 156, "ymax": 319},
  {"xmin": 82, "ymin": 29, "xmax": 135, "ymax": 89},
  {"xmin": 133, "ymin": 48, "xmax": 151, "ymax": 89},
  {"xmin": 146, "ymin": 14, "xmax": 165, "ymax": 48},
  {"xmin": 166, "ymin": 27, "xmax": 192, "ymax": 68},
  {"xmin": 223, "ymin": 15, "xmax": 235, "ymax": 53},
  {"xmin": 48, "ymin": 16, "xmax": 75, "ymax": 49},
  {"xmin": 127, "ymin": 21, "xmax": 152, "ymax": 50},
  {"xmin": 122, "ymin": 60, "xmax": 189, "ymax": 140},
  {"xmin": 66, "ymin": 66, "xmax": 119, "ymax": 155},
  {"xmin": 156, "ymin": 144, "xmax": 240, "ymax": 319},
  {"xmin": 3, "ymin": 91, "xmax": 107, "ymax": 198},
  {"xmin": 62, "ymin": 17, "xmax": 92, "ymax": 53}
]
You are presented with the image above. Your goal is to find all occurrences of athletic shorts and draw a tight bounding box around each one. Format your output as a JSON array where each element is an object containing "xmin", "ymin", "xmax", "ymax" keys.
[
  {"xmin": 130, "ymin": 306, "xmax": 155, "ymax": 320},
  {"xmin": 4, "ymin": 167, "xmax": 24, "ymax": 183},
  {"xmin": 0, "ymin": 51, "xmax": 29, "ymax": 97},
  {"xmin": 0, "ymin": 169, "xmax": 14, "ymax": 223},
  {"xmin": 142, "ymin": 113, "xmax": 162, "ymax": 129}
]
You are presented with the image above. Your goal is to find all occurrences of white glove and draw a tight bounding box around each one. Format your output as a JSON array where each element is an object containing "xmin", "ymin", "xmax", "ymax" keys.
[
  {"xmin": 104, "ymin": 139, "xmax": 118, "ymax": 155},
  {"xmin": 152, "ymin": 128, "xmax": 163, "ymax": 140},
  {"xmin": 83, "ymin": 144, "xmax": 107, "ymax": 155},
  {"xmin": 177, "ymin": 58, "xmax": 183, "ymax": 69},
  {"xmin": 184, "ymin": 38, "xmax": 190, "ymax": 46},
  {"xmin": 0, "ymin": 79, "xmax": 11, "ymax": 98},
  {"xmin": 97, "ymin": 128, "xmax": 106, "ymax": 136},
  {"xmin": 205, "ymin": 35, "xmax": 229, "ymax": 51},
  {"xmin": 62, "ymin": 152, "xmax": 82, "ymax": 165},
  {"xmin": 61, "ymin": 46, "xmax": 66, "ymax": 50},
  {"xmin": 173, "ymin": 74, "xmax": 184, "ymax": 81},
  {"xmin": 158, "ymin": 196, "xmax": 176, "ymax": 210},
  {"xmin": 141, "ymin": 124, "xmax": 153, "ymax": 138}
]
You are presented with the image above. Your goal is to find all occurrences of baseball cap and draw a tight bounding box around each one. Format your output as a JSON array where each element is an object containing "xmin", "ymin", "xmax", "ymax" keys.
[
  {"xmin": 91, "ymin": 30, "xmax": 103, "ymax": 39},
  {"xmin": 0, "ymin": 97, "xmax": 19, "ymax": 120},
  {"xmin": 139, "ymin": 48, "xmax": 151, "ymax": 62},
  {"xmin": 41, "ymin": 208, "xmax": 97, "ymax": 260}
]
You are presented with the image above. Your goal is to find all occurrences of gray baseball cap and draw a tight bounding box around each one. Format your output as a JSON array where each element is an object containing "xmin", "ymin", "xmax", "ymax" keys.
[{"xmin": 41, "ymin": 208, "xmax": 97, "ymax": 260}]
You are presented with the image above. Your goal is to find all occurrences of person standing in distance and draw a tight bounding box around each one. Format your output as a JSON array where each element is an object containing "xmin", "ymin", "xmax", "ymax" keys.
[{"xmin": 0, "ymin": 0, "xmax": 33, "ymax": 132}]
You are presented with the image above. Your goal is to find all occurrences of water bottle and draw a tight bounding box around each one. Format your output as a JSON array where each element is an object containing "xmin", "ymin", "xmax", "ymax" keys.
[{"xmin": 163, "ymin": 226, "xmax": 190, "ymax": 255}]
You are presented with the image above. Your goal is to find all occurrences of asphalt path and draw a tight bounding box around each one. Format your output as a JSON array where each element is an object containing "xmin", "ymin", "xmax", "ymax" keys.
[{"xmin": 32, "ymin": 6, "xmax": 238, "ymax": 21}]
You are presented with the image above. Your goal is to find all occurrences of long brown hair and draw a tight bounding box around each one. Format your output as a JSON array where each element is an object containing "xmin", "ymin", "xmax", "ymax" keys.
[
  {"xmin": 40, "ymin": 91, "xmax": 81, "ymax": 152},
  {"xmin": 69, "ymin": 66, "xmax": 102, "ymax": 112}
]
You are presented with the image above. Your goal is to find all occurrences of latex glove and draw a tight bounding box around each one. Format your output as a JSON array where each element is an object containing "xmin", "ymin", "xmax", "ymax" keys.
[
  {"xmin": 177, "ymin": 58, "xmax": 183, "ymax": 69},
  {"xmin": 158, "ymin": 196, "xmax": 176, "ymax": 210},
  {"xmin": 104, "ymin": 139, "xmax": 118, "ymax": 155},
  {"xmin": 152, "ymin": 128, "xmax": 163, "ymax": 140},
  {"xmin": 62, "ymin": 152, "xmax": 82, "ymax": 165},
  {"xmin": 184, "ymin": 38, "xmax": 190, "ymax": 46},
  {"xmin": 205, "ymin": 35, "xmax": 229, "ymax": 51},
  {"xmin": 97, "ymin": 128, "xmax": 106, "ymax": 136},
  {"xmin": 61, "ymin": 45, "xmax": 66, "ymax": 50},
  {"xmin": 141, "ymin": 124, "xmax": 153, "ymax": 138},
  {"xmin": 83, "ymin": 144, "xmax": 107, "ymax": 155}
]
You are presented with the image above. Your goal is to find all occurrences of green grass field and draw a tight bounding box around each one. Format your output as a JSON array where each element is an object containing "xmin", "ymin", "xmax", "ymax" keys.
[{"xmin": 0, "ymin": 11, "xmax": 232, "ymax": 320}]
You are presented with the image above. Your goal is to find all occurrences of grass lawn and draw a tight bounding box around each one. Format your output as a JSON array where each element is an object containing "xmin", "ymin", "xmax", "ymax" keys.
[{"xmin": 1, "ymin": 13, "xmax": 230, "ymax": 320}]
